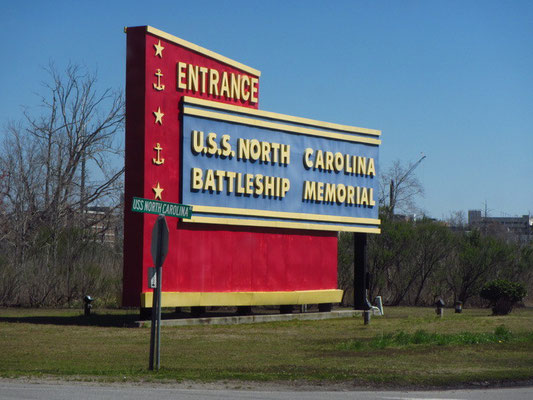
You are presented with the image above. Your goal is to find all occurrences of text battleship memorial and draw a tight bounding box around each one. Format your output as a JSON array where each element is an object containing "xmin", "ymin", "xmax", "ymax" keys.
[{"xmin": 123, "ymin": 26, "xmax": 381, "ymax": 314}]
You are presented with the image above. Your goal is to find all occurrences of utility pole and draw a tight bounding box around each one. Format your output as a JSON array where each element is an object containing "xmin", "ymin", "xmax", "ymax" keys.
[
  {"xmin": 79, "ymin": 125, "xmax": 87, "ymax": 214},
  {"xmin": 81, "ymin": 150, "xmax": 86, "ymax": 212},
  {"xmin": 483, "ymin": 200, "xmax": 490, "ymax": 234}
]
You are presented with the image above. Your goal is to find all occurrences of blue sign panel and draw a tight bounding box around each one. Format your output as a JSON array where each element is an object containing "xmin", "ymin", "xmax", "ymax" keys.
[{"xmin": 181, "ymin": 97, "xmax": 381, "ymax": 233}]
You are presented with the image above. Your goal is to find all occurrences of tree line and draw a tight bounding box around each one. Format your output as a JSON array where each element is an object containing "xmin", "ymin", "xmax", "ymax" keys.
[
  {"xmin": 0, "ymin": 65, "xmax": 124, "ymax": 307},
  {"xmin": 338, "ymin": 218, "xmax": 533, "ymax": 307}
]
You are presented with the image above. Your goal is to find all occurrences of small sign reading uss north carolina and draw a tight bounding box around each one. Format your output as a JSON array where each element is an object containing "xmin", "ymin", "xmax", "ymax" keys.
[{"xmin": 132, "ymin": 197, "xmax": 192, "ymax": 219}]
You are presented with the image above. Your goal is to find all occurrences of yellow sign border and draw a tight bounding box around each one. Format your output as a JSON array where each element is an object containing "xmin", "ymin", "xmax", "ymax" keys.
[
  {"xmin": 184, "ymin": 215, "xmax": 380, "ymax": 234},
  {"xmin": 145, "ymin": 26, "xmax": 261, "ymax": 77},
  {"xmin": 183, "ymin": 106, "xmax": 381, "ymax": 145},
  {"xmin": 184, "ymin": 96, "xmax": 381, "ymax": 137},
  {"xmin": 192, "ymin": 205, "xmax": 380, "ymax": 225}
]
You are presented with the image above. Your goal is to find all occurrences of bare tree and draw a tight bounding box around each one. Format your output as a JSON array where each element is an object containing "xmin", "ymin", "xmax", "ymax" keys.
[
  {"xmin": 447, "ymin": 210, "xmax": 467, "ymax": 229},
  {"xmin": 0, "ymin": 63, "xmax": 124, "ymax": 306},
  {"xmin": 380, "ymin": 157, "xmax": 425, "ymax": 217},
  {"xmin": 23, "ymin": 64, "xmax": 124, "ymax": 221}
]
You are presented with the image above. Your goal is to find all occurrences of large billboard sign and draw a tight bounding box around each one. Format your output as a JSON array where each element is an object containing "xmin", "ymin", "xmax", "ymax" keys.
[
  {"xmin": 124, "ymin": 26, "xmax": 380, "ymax": 309},
  {"xmin": 181, "ymin": 97, "xmax": 380, "ymax": 232}
]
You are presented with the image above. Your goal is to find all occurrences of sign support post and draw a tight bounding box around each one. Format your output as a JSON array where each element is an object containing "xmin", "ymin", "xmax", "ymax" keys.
[
  {"xmin": 156, "ymin": 261, "xmax": 162, "ymax": 369},
  {"xmin": 354, "ymin": 232, "xmax": 372, "ymax": 311},
  {"xmin": 148, "ymin": 214, "xmax": 169, "ymax": 371}
]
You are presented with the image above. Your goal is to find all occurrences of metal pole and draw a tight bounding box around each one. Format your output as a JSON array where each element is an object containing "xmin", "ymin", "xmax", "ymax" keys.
[
  {"xmin": 363, "ymin": 310, "xmax": 371, "ymax": 325},
  {"xmin": 154, "ymin": 215, "xmax": 165, "ymax": 371},
  {"xmin": 148, "ymin": 274, "xmax": 158, "ymax": 370},
  {"xmin": 148, "ymin": 214, "xmax": 169, "ymax": 371},
  {"xmin": 155, "ymin": 266, "xmax": 162, "ymax": 370},
  {"xmin": 354, "ymin": 232, "xmax": 371, "ymax": 310}
]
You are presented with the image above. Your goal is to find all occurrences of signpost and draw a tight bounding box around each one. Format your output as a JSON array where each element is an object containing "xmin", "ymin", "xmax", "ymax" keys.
[
  {"xmin": 132, "ymin": 198, "xmax": 190, "ymax": 371},
  {"xmin": 149, "ymin": 214, "xmax": 169, "ymax": 371}
]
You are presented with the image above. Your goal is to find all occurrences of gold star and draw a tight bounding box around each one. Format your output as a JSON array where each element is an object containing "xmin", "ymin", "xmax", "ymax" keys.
[
  {"xmin": 154, "ymin": 40, "xmax": 164, "ymax": 58},
  {"xmin": 153, "ymin": 107, "xmax": 164, "ymax": 125},
  {"xmin": 152, "ymin": 182, "xmax": 164, "ymax": 200}
]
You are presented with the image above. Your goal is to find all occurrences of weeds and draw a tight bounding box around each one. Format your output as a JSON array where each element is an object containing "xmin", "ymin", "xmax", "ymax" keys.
[{"xmin": 338, "ymin": 325, "xmax": 518, "ymax": 351}]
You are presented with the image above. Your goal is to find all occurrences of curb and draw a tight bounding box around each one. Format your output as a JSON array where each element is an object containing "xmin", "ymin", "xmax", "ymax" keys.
[{"xmin": 135, "ymin": 309, "xmax": 369, "ymax": 327}]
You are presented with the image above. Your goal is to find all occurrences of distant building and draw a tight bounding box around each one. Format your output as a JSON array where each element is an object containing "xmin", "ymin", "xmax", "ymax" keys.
[
  {"xmin": 468, "ymin": 210, "xmax": 533, "ymax": 242},
  {"xmin": 84, "ymin": 206, "xmax": 122, "ymax": 245},
  {"xmin": 392, "ymin": 213, "xmax": 437, "ymax": 223}
]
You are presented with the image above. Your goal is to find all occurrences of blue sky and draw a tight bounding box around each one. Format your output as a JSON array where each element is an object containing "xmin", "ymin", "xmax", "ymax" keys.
[{"xmin": 1, "ymin": 0, "xmax": 532, "ymax": 219}]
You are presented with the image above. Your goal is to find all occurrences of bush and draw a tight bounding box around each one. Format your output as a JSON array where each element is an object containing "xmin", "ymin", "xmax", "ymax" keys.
[{"xmin": 480, "ymin": 279, "xmax": 527, "ymax": 315}]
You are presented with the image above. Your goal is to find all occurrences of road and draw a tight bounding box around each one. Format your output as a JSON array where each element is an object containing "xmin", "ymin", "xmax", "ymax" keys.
[{"xmin": 0, "ymin": 381, "xmax": 532, "ymax": 400}]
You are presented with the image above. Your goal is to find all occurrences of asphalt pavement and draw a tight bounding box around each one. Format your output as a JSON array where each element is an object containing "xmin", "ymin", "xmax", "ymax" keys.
[{"xmin": 0, "ymin": 381, "xmax": 532, "ymax": 400}]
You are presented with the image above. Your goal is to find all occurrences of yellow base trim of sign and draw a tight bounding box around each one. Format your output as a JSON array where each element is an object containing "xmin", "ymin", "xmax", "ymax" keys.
[{"xmin": 141, "ymin": 289, "xmax": 343, "ymax": 308}]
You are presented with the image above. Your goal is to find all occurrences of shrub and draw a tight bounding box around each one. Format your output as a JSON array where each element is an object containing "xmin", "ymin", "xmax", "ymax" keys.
[{"xmin": 480, "ymin": 279, "xmax": 527, "ymax": 315}]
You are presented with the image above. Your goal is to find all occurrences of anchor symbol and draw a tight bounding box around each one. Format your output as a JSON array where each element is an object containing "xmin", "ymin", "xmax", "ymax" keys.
[
  {"xmin": 152, "ymin": 143, "xmax": 165, "ymax": 165},
  {"xmin": 153, "ymin": 69, "xmax": 165, "ymax": 91}
]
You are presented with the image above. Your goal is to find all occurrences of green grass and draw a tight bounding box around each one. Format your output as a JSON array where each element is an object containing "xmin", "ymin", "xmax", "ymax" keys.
[
  {"xmin": 1, "ymin": 307, "xmax": 533, "ymax": 387},
  {"xmin": 337, "ymin": 324, "xmax": 526, "ymax": 350}
]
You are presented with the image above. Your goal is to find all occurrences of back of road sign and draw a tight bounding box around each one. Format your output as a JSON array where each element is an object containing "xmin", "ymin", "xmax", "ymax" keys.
[{"xmin": 151, "ymin": 215, "xmax": 169, "ymax": 268}]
